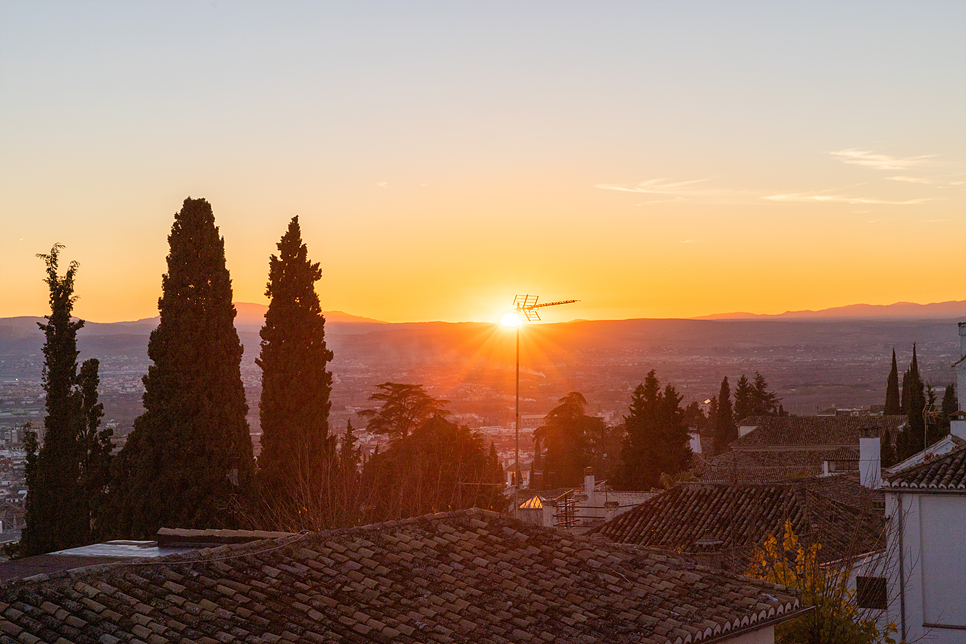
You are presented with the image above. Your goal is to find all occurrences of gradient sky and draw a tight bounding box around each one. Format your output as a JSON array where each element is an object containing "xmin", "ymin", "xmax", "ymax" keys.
[{"xmin": 1, "ymin": 1, "xmax": 963, "ymax": 323}]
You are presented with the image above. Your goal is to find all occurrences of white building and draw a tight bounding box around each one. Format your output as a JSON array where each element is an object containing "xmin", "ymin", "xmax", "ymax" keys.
[{"xmin": 882, "ymin": 413, "xmax": 966, "ymax": 643}]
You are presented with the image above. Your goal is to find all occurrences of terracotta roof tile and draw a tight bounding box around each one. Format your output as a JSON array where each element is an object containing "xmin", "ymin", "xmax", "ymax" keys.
[
  {"xmin": 0, "ymin": 509, "xmax": 801, "ymax": 643},
  {"xmin": 884, "ymin": 444, "xmax": 966, "ymax": 491},
  {"xmin": 733, "ymin": 415, "xmax": 906, "ymax": 449},
  {"xmin": 594, "ymin": 479, "xmax": 883, "ymax": 571}
]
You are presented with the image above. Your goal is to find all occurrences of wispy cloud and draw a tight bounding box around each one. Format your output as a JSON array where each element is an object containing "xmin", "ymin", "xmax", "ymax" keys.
[
  {"xmin": 680, "ymin": 239, "xmax": 697, "ymax": 244},
  {"xmin": 887, "ymin": 176, "xmax": 932, "ymax": 184},
  {"xmin": 763, "ymin": 193, "xmax": 933, "ymax": 205},
  {"xmin": 830, "ymin": 149, "xmax": 935, "ymax": 171},
  {"xmin": 595, "ymin": 178, "xmax": 711, "ymax": 196}
]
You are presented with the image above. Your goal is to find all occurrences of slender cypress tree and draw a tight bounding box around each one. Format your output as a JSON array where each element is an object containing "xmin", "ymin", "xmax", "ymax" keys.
[
  {"xmin": 885, "ymin": 349, "xmax": 901, "ymax": 415},
  {"xmin": 256, "ymin": 216, "xmax": 334, "ymax": 527},
  {"xmin": 21, "ymin": 245, "xmax": 87, "ymax": 555},
  {"xmin": 110, "ymin": 198, "xmax": 254, "ymax": 538},
  {"xmin": 712, "ymin": 376, "xmax": 737, "ymax": 456},
  {"xmin": 732, "ymin": 374, "xmax": 754, "ymax": 422},
  {"xmin": 896, "ymin": 344, "xmax": 926, "ymax": 461}
]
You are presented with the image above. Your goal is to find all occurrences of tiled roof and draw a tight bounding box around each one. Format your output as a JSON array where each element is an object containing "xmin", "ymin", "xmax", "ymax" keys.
[
  {"xmin": 884, "ymin": 445, "xmax": 966, "ymax": 491},
  {"xmin": 733, "ymin": 415, "xmax": 906, "ymax": 449},
  {"xmin": 697, "ymin": 448, "xmax": 859, "ymax": 483},
  {"xmin": 0, "ymin": 509, "xmax": 802, "ymax": 644},
  {"xmin": 594, "ymin": 479, "xmax": 883, "ymax": 571}
]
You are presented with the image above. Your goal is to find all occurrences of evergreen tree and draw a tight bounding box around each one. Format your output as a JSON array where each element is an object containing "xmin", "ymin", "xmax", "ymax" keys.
[
  {"xmin": 535, "ymin": 392, "xmax": 601, "ymax": 488},
  {"xmin": 712, "ymin": 377, "xmax": 737, "ymax": 456},
  {"xmin": 884, "ymin": 349, "xmax": 901, "ymax": 415},
  {"xmin": 751, "ymin": 372, "xmax": 780, "ymax": 416},
  {"xmin": 256, "ymin": 217, "xmax": 334, "ymax": 526},
  {"xmin": 21, "ymin": 245, "xmax": 101, "ymax": 556},
  {"xmin": 617, "ymin": 371, "xmax": 691, "ymax": 490},
  {"xmin": 76, "ymin": 358, "xmax": 114, "ymax": 541},
  {"xmin": 941, "ymin": 383, "xmax": 959, "ymax": 432},
  {"xmin": 110, "ymin": 198, "xmax": 254, "ymax": 538},
  {"xmin": 359, "ymin": 383, "xmax": 448, "ymax": 441},
  {"xmin": 733, "ymin": 374, "xmax": 754, "ymax": 422},
  {"xmin": 895, "ymin": 345, "xmax": 927, "ymax": 462}
]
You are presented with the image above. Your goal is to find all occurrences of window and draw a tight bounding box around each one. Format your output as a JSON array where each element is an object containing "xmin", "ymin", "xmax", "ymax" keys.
[{"xmin": 856, "ymin": 576, "xmax": 887, "ymax": 610}]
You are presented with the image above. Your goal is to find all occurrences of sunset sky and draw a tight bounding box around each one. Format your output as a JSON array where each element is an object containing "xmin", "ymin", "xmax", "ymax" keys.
[{"xmin": 1, "ymin": 2, "xmax": 963, "ymax": 324}]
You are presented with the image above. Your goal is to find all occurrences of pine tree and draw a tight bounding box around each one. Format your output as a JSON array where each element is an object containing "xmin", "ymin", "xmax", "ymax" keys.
[
  {"xmin": 712, "ymin": 377, "xmax": 737, "ymax": 456},
  {"xmin": 110, "ymin": 198, "xmax": 254, "ymax": 538},
  {"xmin": 256, "ymin": 217, "xmax": 334, "ymax": 526},
  {"xmin": 617, "ymin": 372, "xmax": 691, "ymax": 490},
  {"xmin": 884, "ymin": 349, "xmax": 901, "ymax": 415},
  {"xmin": 751, "ymin": 372, "xmax": 780, "ymax": 416},
  {"xmin": 535, "ymin": 392, "xmax": 601, "ymax": 489},
  {"xmin": 733, "ymin": 374, "xmax": 754, "ymax": 422}
]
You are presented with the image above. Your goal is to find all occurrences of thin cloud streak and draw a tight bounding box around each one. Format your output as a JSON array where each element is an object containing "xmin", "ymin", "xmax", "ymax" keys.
[
  {"xmin": 887, "ymin": 176, "xmax": 932, "ymax": 184},
  {"xmin": 830, "ymin": 149, "xmax": 936, "ymax": 171},
  {"xmin": 763, "ymin": 193, "xmax": 934, "ymax": 205},
  {"xmin": 595, "ymin": 178, "xmax": 711, "ymax": 196}
]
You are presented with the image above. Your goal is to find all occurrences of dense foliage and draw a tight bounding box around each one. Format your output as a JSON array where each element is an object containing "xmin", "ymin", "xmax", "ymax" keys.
[
  {"xmin": 616, "ymin": 371, "xmax": 691, "ymax": 490},
  {"xmin": 21, "ymin": 245, "xmax": 112, "ymax": 556},
  {"xmin": 256, "ymin": 217, "xmax": 335, "ymax": 528},
  {"xmin": 359, "ymin": 382, "xmax": 448, "ymax": 440},
  {"xmin": 533, "ymin": 392, "xmax": 605, "ymax": 489},
  {"xmin": 884, "ymin": 349, "xmax": 901, "ymax": 415},
  {"xmin": 712, "ymin": 377, "xmax": 737, "ymax": 456},
  {"xmin": 109, "ymin": 198, "xmax": 255, "ymax": 538}
]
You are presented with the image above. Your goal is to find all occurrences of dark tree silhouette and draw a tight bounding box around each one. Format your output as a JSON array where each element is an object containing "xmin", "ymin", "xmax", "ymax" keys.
[
  {"xmin": 21, "ymin": 245, "xmax": 112, "ymax": 556},
  {"xmin": 884, "ymin": 349, "xmax": 901, "ymax": 415},
  {"xmin": 751, "ymin": 372, "xmax": 780, "ymax": 417},
  {"xmin": 733, "ymin": 374, "xmax": 754, "ymax": 422},
  {"xmin": 941, "ymin": 383, "xmax": 959, "ymax": 432},
  {"xmin": 110, "ymin": 198, "xmax": 254, "ymax": 538},
  {"xmin": 617, "ymin": 371, "xmax": 691, "ymax": 490},
  {"xmin": 712, "ymin": 377, "xmax": 737, "ymax": 456},
  {"xmin": 256, "ymin": 216, "xmax": 334, "ymax": 527},
  {"xmin": 895, "ymin": 345, "xmax": 927, "ymax": 462},
  {"xmin": 534, "ymin": 392, "xmax": 603, "ymax": 489},
  {"xmin": 359, "ymin": 383, "xmax": 448, "ymax": 441},
  {"xmin": 363, "ymin": 414, "xmax": 504, "ymax": 520}
]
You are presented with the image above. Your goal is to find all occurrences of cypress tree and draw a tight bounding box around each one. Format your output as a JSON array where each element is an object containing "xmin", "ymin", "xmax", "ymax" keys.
[
  {"xmin": 733, "ymin": 374, "xmax": 754, "ymax": 422},
  {"xmin": 896, "ymin": 345, "xmax": 926, "ymax": 462},
  {"xmin": 256, "ymin": 216, "xmax": 334, "ymax": 527},
  {"xmin": 712, "ymin": 377, "xmax": 737, "ymax": 456},
  {"xmin": 884, "ymin": 349, "xmax": 901, "ymax": 415},
  {"xmin": 941, "ymin": 384, "xmax": 958, "ymax": 432},
  {"xmin": 751, "ymin": 372, "xmax": 780, "ymax": 416},
  {"xmin": 110, "ymin": 198, "xmax": 254, "ymax": 538},
  {"xmin": 21, "ymin": 245, "xmax": 87, "ymax": 555}
]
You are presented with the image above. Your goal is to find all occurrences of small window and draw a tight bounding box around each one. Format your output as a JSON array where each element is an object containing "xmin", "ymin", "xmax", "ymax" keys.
[{"xmin": 856, "ymin": 576, "xmax": 887, "ymax": 610}]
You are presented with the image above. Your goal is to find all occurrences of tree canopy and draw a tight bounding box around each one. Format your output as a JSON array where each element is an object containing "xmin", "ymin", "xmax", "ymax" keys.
[
  {"xmin": 534, "ymin": 392, "xmax": 604, "ymax": 489},
  {"xmin": 616, "ymin": 370, "xmax": 691, "ymax": 491},
  {"xmin": 359, "ymin": 383, "xmax": 448, "ymax": 441},
  {"xmin": 256, "ymin": 216, "xmax": 335, "ymax": 527},
  {"xmin": 884, "ymin": 349, "xmax": 901, "ymax": 415},
  {"xmin": 109, "ymin": 198, "xmax": 254, "ymax": 538},
  {"xmin": 712, "ymin": 377, "xmax": 737, "ymax": 456}
]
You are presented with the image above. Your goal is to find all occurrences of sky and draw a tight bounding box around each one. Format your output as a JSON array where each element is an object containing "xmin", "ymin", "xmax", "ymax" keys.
[{"xmin": 1, "ymin": 1, "xmax": 963, "ymax": 324}]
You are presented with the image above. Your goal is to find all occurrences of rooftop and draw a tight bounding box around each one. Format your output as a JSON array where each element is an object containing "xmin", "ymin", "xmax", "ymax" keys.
[
  {"xmin": 732, "ymin": 415, "xmax": 906, "ymax": 450},
  {"xmin": 593, "ymin": 478, "xmax": 883, "ymax": 571},
  {"xmin": 884, "ymin": 444, "xmax": 966, "ymax": 492},
  {"xmin": 0, "ymin": 508, "xmax": 802, "ymax": 644}
]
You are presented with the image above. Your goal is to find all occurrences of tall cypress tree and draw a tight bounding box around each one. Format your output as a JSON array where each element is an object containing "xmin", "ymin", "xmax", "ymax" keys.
[
  {"xmin": 896, "ymin": 344, "xmax": 927, "ymax": 461},
  {"xmin": 21, "ymin": 245, "xmax": 87, "ymax": 555},
  {"xmin": 256, "ymin": 216, "xmax": 334, "ymax": 527},
  {"xmin": 885, "ymin": 348, "xmax": 901, "ymax": 415},
  {"xmin": 712, "ymin": 376, "xmax": 737, "ymax": 456},
  {"xmin": 733, "ymin": 374, "xmax": 754, "ymax": 422},
  {"xmin": 110, "ymin": 198, "xmax": 254, "ymax": 538}
]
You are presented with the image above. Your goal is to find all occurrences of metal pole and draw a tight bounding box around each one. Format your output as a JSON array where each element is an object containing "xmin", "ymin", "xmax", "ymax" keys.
[{"xmin": 515, "ymin": 324, "xmax": 521, "ymax": 517}]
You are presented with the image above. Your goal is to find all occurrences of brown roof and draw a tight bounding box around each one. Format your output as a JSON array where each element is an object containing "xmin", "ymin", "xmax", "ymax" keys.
[
  {"xmin": 733, "ymin": 415, "xmax": 906, "ymax": 450},
  {"xmin": 0, "ymin": 509, "xmax": 802, "ymax": 644},
  {"xmin": 594, "ymin": 478, "xmax": 883, "ymax": 572},
  {"xmin": 885, "ymin": 445, "xmax": 966, "ymax": 492},
  {"xmin": 697, "ymin": 448, "xmax": 859, "ymax": 483}
]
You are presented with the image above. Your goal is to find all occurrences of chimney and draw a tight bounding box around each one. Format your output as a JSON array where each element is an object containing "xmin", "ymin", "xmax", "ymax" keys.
[
  {"xmin": 584, "ymin": 466, "xmax": 596, "ymax": 512},
  {"xmin": 859, "ymin": 425, "xmax": 882, "ymax": 489}
]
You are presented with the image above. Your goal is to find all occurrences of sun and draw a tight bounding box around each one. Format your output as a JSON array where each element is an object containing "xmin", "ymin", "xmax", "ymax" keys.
[{"xmin": 500, "ymin": 312, "xmax": 522, "ymax": 327}]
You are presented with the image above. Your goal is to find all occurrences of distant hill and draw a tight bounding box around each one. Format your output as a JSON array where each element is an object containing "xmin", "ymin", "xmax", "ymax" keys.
[
  {"xmin": 233, "ymin": 302, "xmax": 385, "ymax": 329},
  {"xmin": 697, "ymin": 300, "xmax": 966, "ymax": 321}
]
